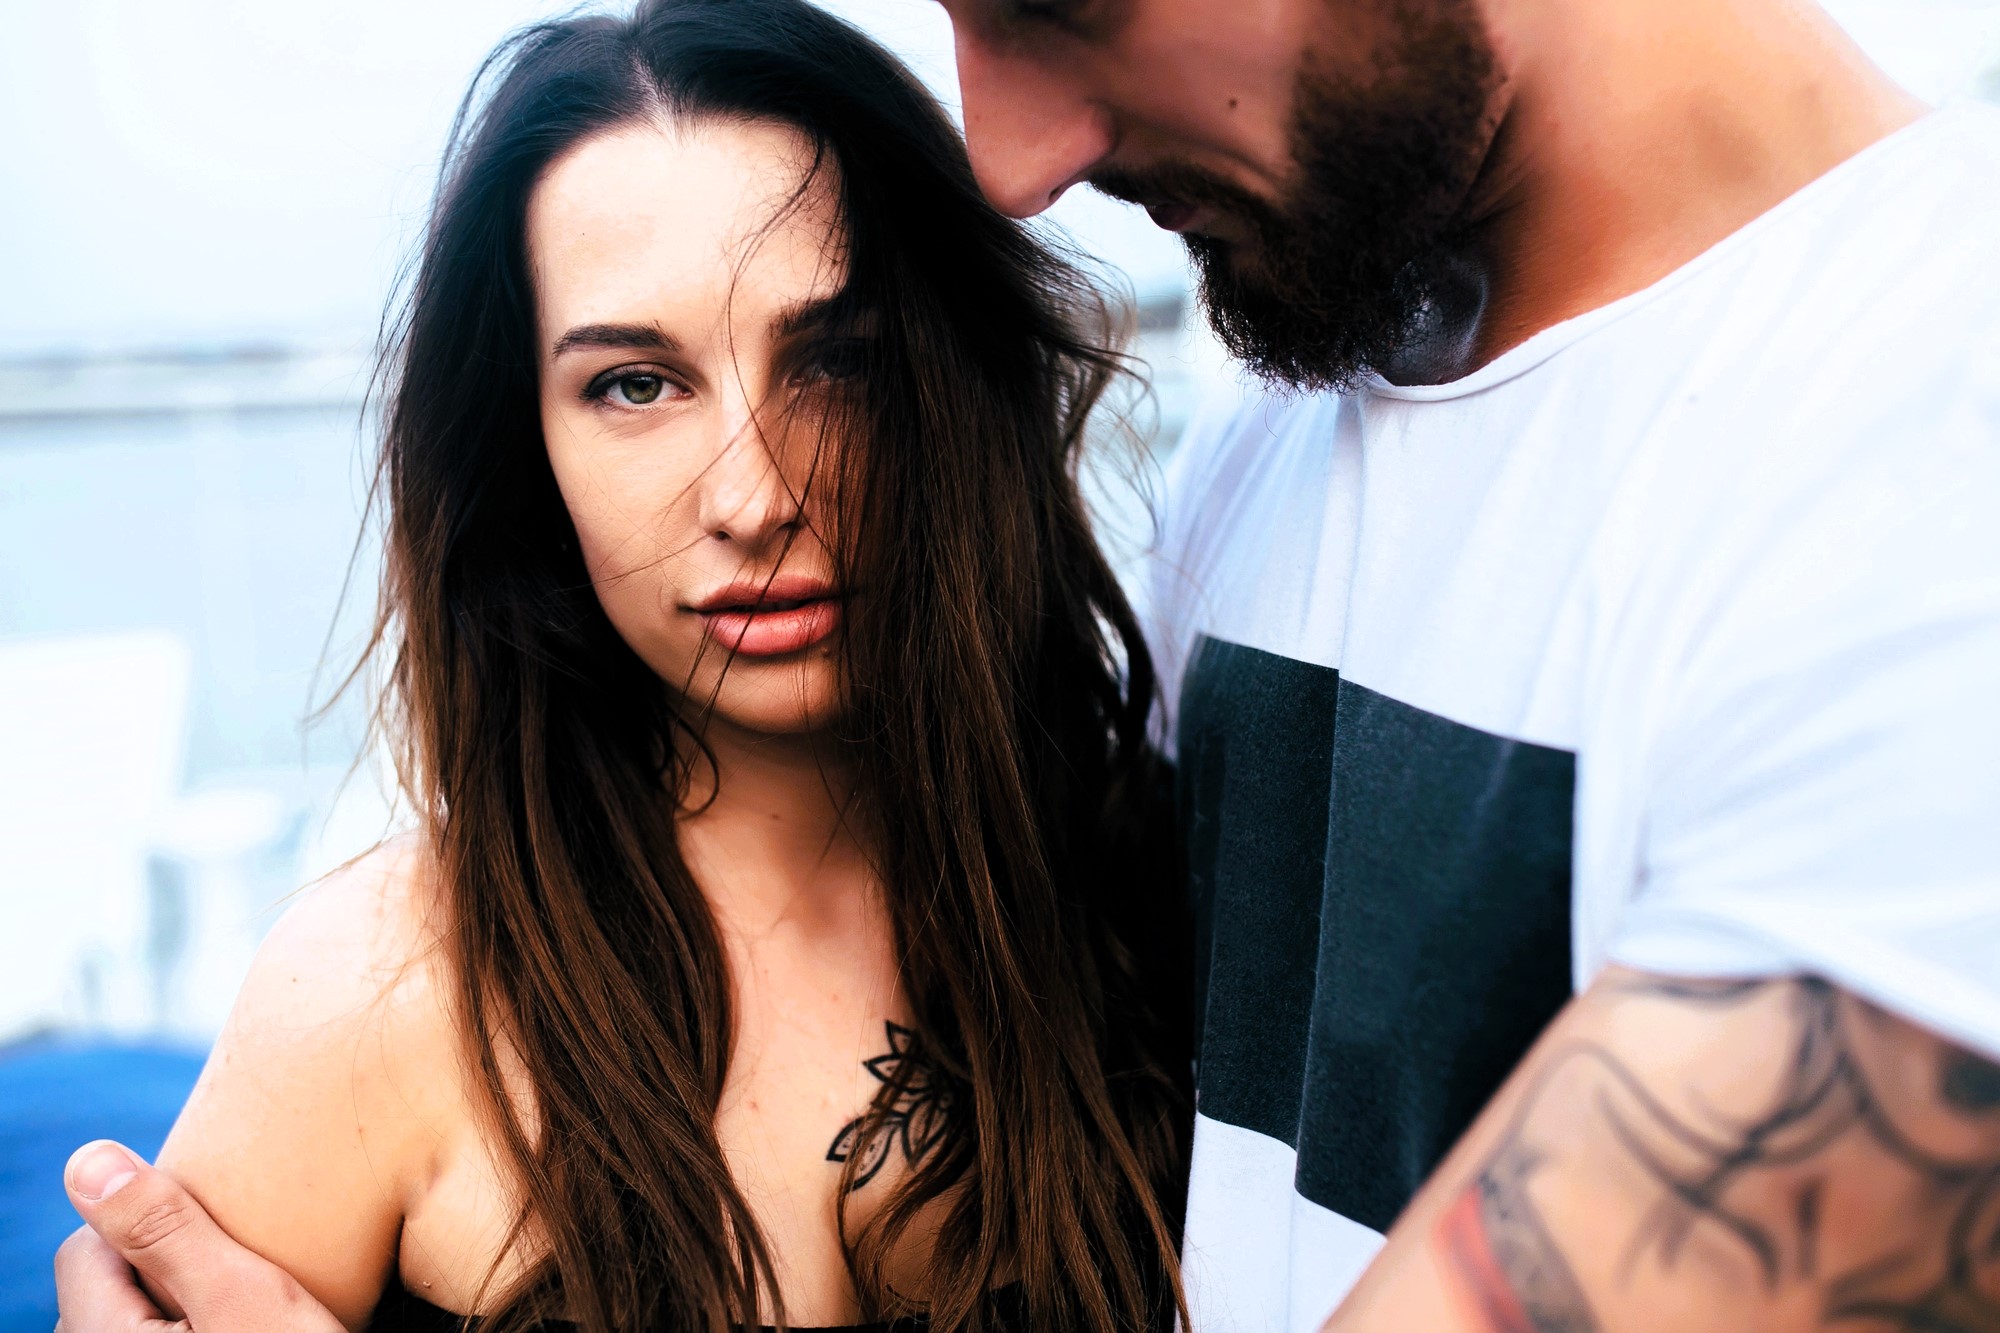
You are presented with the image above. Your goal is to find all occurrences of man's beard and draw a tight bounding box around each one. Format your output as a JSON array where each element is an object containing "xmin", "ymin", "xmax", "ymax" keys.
[{"xmin": 1094, "ymin": 3, "xmax": 1499, "ymax": 391}]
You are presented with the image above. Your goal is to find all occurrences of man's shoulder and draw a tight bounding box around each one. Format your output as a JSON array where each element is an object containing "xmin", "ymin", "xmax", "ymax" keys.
[
  {"xmin": 1659, "ymin": 108, "xmax": 2000, "ymax": 480},
  {"xmin": 1626, "ymin": 105, "xmax": 2000, "ymax": 401},
  {"xmin": 1787, "ymin": 103, "xmax": 2000, "ymax": 350}
]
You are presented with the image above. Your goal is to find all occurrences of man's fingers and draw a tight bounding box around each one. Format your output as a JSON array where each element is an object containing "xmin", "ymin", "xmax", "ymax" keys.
[
  {"xmin": 65, "ymin": 1141, "xmax": 206, "ymax": 1322},
  {"xmin": 63, "ymin": 1140, "xmax": 343, "ymax": 1333},
  {"xmin": 52, "ymin": 1225, "xmax": 187, "ymax": 1333}
]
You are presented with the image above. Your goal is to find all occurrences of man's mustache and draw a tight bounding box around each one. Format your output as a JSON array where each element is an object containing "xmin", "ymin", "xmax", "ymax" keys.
[{"xmin": 1088, "ymin": 164, "xmax": 1254, "ymax": 216}]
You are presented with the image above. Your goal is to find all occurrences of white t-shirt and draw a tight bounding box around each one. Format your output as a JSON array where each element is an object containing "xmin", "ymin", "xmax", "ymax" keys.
[{"xmin": 1145, "ymin": 102, "xmax": 2000, "ymax": 1332}]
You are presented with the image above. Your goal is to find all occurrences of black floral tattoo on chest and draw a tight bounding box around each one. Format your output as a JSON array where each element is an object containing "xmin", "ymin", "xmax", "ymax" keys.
[{"xmin": 826, "ymin": 1021, "xmax": 955, "ymax": 1189}]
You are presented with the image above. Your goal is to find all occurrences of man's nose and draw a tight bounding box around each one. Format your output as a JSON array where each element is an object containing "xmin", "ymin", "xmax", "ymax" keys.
[{"xmin": 954, "ymin": 28, "xmax": 1115, "ymax": 219}]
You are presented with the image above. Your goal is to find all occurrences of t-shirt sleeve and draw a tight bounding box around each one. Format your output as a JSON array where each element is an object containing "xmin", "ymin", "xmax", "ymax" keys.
[{"xmin": 1608, "ymin": 388, "xmax": 2000, "ymax": 1057}]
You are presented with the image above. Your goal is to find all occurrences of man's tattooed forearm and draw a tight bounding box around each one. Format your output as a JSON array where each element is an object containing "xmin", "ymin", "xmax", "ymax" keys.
[
  {"xmin": 1436, "ymin": 976, "xmax": 2000, "ymax": 1332},
  {"xmin": 826, "ymin": 1021, "xmax": 954, "ymax": 1189},
  {"xmin": 1440, "ymin": 1140, "xmax": 1600, "ymax": 1333}
]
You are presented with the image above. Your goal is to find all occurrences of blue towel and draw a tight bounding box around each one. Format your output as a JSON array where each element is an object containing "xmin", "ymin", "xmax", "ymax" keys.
[{"xmin": 0, "ymin": 1038, "xmax": 205, "ymax": 1333}]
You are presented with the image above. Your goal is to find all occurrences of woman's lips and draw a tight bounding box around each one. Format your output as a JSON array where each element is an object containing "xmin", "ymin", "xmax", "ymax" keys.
[
  {"xmin": 694, "ymin": 585, "xmax": 843, "ymax": 658},
  {"xmin": 702, "ymin": 599, "xmax": 841, "ymax": 657}
]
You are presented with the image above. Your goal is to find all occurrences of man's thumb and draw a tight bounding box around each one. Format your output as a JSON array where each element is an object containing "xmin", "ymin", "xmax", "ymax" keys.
[
  {"xmin": 66, "ymin": 1140, "xmax": 142, "ymax": 1207},
  {"xmin": 66, "ymin": 1140, "xmax": 215, "ymax": 1320},
  {"xmin": 63, "ymin": 1140, "xmax": 344, "ymax": 1333}
]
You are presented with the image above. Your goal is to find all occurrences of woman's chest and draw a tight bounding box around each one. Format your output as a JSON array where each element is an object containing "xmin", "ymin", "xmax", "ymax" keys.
[
  {"xmin": 715, "ymin": 963, "xmax": 947, "ymax": 1316},
  {"xmin": 396, "ymin": 954, "xmax": 946, "ymax": 1323}
]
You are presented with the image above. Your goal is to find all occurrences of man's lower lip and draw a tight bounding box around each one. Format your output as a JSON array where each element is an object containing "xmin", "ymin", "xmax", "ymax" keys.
[
  {"xmin": 1145, "ymin": 200, "xmax": 1199, "ymax": 232},
  {"xmin": 699, "ymin": 600, "xmax": 841, "ymax": 657}
]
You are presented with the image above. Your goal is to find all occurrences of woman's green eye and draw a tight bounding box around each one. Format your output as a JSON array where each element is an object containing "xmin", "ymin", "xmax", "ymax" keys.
[
  {"xmin": 583, "ymin": 367, "xmax": 683, "ymax": 408},
  {"xmin": 615, "ymin": 374, "xmax": 665, "ymax": 405}
]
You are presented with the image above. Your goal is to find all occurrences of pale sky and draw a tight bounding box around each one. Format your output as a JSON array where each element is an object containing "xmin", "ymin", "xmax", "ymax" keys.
[{"xmin": 2, "ymin": 0, "xmax": 1996, "ymax": 360}]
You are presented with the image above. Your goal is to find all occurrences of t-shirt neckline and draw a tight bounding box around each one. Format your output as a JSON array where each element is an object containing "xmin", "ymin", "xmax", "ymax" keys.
[{"xmin": 1359, "ymin": 102, "xmax": 1972, "ymax": 403}]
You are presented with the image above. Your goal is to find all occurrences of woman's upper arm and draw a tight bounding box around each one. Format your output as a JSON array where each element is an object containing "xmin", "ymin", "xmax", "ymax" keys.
[{"xmin": 156, "ymin": 841, "xmax": 457, "ymax": 1331}]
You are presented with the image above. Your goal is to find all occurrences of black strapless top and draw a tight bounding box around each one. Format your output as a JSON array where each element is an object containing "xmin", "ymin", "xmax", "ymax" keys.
[{"xmin": 367, "ymin": 1279, "xmax": 1029, "ymax": 1332}]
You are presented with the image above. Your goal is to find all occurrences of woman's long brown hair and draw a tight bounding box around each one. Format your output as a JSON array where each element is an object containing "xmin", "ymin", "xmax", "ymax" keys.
[{"xmin": 362, "ymin": 2, "xmax": 1190, "ymax": 1328}]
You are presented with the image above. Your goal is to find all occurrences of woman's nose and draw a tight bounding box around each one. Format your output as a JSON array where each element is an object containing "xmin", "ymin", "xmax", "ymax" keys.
[{"xmin": 697, "ymin": 417, "xmax": 804, "ymax": 555}]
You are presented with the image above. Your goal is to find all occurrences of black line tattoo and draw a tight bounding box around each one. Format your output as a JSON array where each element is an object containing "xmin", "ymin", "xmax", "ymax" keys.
[
  {"xmin": 1797, "ymin": 1178, "xmax": 1823, "ymax": 1280},
  {"xmin": 826, "ymin": 1021, "xmax": 954, "ymax": 1189},
  {"xmin": 1436, "ymin": 976, "xmax": 2000, "ymax": 1333},
  {"xmin": 1440, "ymin": 1140, "xmax": 1597, "ymax": 1333}
]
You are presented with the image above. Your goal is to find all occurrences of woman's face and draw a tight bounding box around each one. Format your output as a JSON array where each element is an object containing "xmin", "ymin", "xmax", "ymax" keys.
[{"xmin": 530, "ymin": 117, "xmax": 858, "ymax": 738}]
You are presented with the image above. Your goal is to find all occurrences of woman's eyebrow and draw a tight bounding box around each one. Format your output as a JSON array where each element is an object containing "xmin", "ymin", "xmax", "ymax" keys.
[
  {"xmin": 772, "ymin": 295, "xmax": 854, "ymax": 339},
  {"xmin": 550, "ymin": 321, "xmax": 681, "ymax": 358}
]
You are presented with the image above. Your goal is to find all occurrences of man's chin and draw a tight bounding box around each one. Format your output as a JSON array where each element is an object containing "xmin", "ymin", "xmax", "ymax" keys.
[
  {"xmin": 1192, "ymin": 268, "xmax": 1399, "ymax": 393},
  {"xmin": 1183, "ymin": 232, "xmax": 1257, "ymax": 284},
  {"xmin": 1187, "ymin": 244, "xmax": 1295, "ymax": 330}
]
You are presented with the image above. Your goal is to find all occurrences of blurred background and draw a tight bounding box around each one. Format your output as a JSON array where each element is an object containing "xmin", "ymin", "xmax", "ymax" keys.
[{"xmin": 1, "ymin": 0, "xmax": 1997, "ymax": 1324}]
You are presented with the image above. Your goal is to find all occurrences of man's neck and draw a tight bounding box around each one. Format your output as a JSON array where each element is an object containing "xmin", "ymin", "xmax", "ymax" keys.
[{"xmin": 1386, "ymin": 0, "xmax": 1925, "ymax": 385}]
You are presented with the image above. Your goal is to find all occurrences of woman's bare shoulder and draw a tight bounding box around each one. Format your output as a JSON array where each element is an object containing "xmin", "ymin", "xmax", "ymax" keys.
[
  {"xmin": 237, "ymin": 834, "xmax": 456, "ymax": 1042},
  {"xmin": 212, "ymin": 833, "xmax": 462, "ymax": 1110},
  {"xmin": 157, "ymin": 833, "xmax": 477, "ymax": 1330}
]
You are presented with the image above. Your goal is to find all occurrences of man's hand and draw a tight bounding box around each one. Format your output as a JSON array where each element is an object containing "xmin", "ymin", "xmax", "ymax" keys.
[
  {"xmin": 1325, "ymin": 968, "xmax": 2000, "ymax": 1333},
  {"xmin": 54, "ymin": 1140, "xmax": 346, "ymax": 1333}
]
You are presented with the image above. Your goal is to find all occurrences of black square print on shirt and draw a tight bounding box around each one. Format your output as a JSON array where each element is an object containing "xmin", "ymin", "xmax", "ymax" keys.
[{"xmin": 1177, "ymin": 635, "xmax": 1576, "ymax": 1233}]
